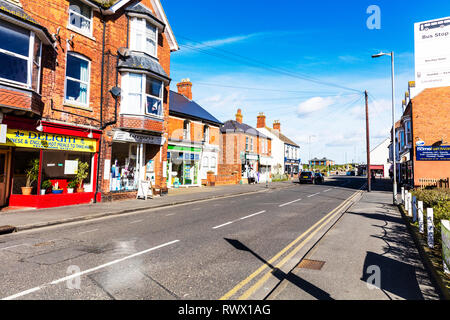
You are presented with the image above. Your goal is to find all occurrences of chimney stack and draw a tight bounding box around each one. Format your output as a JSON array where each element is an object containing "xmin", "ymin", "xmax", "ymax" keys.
[
  {"xmin": 273, "ymin": 120, "xmax": 281, "ymax": 132},
  {"xmin": 177, "ymin": 78, "xmax": 193, "ymax": 100},
  {"xmin": 257, "ymin": 112, "xmax": 266, "ymax": 128},
  {"xmin": 235, "ymin": 109, "xmax": 243, "ymax": 124}
]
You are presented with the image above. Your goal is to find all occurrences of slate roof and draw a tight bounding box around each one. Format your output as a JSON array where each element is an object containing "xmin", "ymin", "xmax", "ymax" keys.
[
  {"xmin": 265, "ymin": 127, "xmax": 299, "ymax": 147},
  {"xmin": 221, "ymin": 120, "xmax": 269, "ymax": 139},
  {"xmin": 89, "ymin": 0, "xmax": 119, "ymax": 8},
  {"xmin": 124, "ymin": 2, "xmax": 165, "ymax": 29},
  {"xmin": 0, "ymin": 0, "xmax": 53, "ymax": 43},
  {"xmin": 118, "ymin": 52, "xmax": 169, "ymax": 81},
  {"xmin": 169, "ymin": 91, "xmax": 222, "ymax": 126}
]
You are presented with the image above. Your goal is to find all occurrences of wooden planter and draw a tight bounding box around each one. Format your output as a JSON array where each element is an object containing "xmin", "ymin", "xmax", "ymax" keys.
[{"xmin": 207, "ymin": 172, "xmax": 216, "ymax": 187}]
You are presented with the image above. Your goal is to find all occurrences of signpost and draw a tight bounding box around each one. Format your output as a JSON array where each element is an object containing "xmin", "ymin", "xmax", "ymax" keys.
[{"xmin": 415, "ymin": 17, "xmax": 450, "ymax": 92}]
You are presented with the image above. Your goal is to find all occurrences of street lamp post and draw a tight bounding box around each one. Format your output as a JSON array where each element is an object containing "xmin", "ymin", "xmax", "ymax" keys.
[{"xmin": 372, "ymin": 51, "xmax": 398, "ymax": 204}]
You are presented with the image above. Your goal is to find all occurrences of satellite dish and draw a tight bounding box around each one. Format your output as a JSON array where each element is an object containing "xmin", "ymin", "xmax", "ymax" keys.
[
  {"xmin": 117, "ymin": 47, "xmax": 131, "ymax": 58},
  {"xmin": 110, "ymin": 87, "xmax": 121, "ymax": 98}
]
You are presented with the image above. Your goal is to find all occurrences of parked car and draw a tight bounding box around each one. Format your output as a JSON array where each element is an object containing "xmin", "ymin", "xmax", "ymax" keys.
[
  {"xmin": 314, "ymin": 172, "xmax": 325, "ymax": 184},
  {"xmin": 299, "ymin": 171, "xmax": 315, "ymax": 184},
  {"xmin": 346, "ymin": 171, "xmax": 355, "ymax": 176},
  {"xmin": 299, "ymin": 171, "xmax": 324, "ymax": 184}
]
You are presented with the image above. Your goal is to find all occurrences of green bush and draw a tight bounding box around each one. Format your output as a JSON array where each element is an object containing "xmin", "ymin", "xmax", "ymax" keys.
[
  {"xmin": 412, "ymin": 188, "xmax": 450, "ymax": 248},
  {"xmin": 272, "ymin": 174, "xmax": 289, "ymax": 182}
]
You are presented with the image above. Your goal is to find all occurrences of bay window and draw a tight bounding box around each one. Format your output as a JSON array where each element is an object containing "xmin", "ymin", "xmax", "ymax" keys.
[
  {"xmin": 121, "ymin": 73, "xmax": 163, "ymax": 117},
  {"xmin": 130, "ymin": 17, "xmax": 158, "ymax": 57},
  {"xmin": 65, "ymin": 52, "xmax": 90, "ymax": 107},
  {"xmin": 0, "ymin": 20, "xmax": 42, "ymax": 91},
  {"xmin": 68, "ymin": 0, "xmax": 93, "ymax": 35}
]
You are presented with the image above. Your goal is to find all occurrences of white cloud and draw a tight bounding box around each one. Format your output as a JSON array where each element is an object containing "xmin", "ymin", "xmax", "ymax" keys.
[{"xmin": 297, "ymin": 96, "xmax": 336, "ymax": 116}]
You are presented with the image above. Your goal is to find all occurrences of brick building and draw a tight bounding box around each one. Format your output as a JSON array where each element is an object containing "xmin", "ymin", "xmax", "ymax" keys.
[
  {"xmin": 390, "ymin": 86, "xmax": 450, "ymax": 187},
  {"xmin": 167, "ymin": 79, "xmax": 222, "ymax": 188},
  {"xmin": 219, "ymin": 109, "xmax": 272, "ymax": 184},
  {"xmin": 0, "ymin": 0, "xmax": 178, "ymax": 208}
]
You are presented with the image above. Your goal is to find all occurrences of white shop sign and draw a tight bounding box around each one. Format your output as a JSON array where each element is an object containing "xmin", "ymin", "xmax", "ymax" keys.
[{"xmin": 114, "ymin": 131, "xmax": 165, "ymax": 145}]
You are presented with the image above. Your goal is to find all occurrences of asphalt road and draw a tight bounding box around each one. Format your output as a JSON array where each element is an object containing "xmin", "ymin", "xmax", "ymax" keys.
[{"xmin": 0, "ymin": 176, "xmax": 365, "ymax": 300}]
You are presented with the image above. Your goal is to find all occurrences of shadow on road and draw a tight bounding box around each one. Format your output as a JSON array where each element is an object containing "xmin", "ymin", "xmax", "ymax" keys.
[{"xmin": 224, "ymin": 238, "xmax": 333, "ymax": 300}]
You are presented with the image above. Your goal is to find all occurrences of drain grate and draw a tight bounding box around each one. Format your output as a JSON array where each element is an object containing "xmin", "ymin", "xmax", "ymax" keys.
[{"xmin": 297, "ymin": 259, "xmax": 325, "ymax": 270}]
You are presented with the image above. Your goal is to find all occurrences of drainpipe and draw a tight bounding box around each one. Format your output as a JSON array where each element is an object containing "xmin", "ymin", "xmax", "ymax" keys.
[{"xmin": 93, "ymin": 13, "xmax": 107, "ymax": 203}]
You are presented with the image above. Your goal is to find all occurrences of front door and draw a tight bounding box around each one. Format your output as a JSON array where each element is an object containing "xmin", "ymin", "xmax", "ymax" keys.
[{"xmin": 0, "ymin": 150, "xmax": 10, "ymax": 206}]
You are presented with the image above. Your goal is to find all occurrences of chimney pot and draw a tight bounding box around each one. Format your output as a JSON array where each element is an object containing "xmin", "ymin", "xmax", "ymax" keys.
[
  {"xmin": 235, "ymin": 108, "xmax": 243, "ymax": 124},
  {"xmin": 177, "ymin": 79, "xmax": 193, "ymax": 100},
  {"xmin": 257, "ymin": 112, "xmax": 266, "ymax": 128},
  {"xmin": 273, "ymin": 120, "xmax": 281, "ymax": 132}
]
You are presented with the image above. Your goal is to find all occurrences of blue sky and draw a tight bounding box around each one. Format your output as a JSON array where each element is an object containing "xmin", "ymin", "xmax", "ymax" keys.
[{"xmin": 162, "ymin": 0, "xmax": 450, "ymax": 164}]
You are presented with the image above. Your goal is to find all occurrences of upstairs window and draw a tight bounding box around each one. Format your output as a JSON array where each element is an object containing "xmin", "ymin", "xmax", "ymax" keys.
[
  {"xmin": 69, "ymin": 0, "xmax": 93, "ymax": 35},
  {"xmin": 121, "ymin": 73, "xmax": 163, "ymax": 117},
  {"xmin": 130, "ymin": 17, "xmax": 158, "ymax": 57},
  {"xmin": 204, "ymin": 126, "xmax": 210, "ymax": 143},
  {"xmin": 0, "ymin": 20, "xmax": 41, "ymax": 90},
  {"xmin": 183, "ymin": 120, "xmax": 191, "ymax": 140},
  {"xmin": 65, "ymin": 52, "xmax": 90, "ymax": 107}
]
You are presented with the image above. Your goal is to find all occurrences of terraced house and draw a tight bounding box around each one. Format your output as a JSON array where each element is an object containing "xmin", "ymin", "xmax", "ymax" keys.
[{"xmin": 0, "ymin": 0, "xmax": 178, "ymax": 209}]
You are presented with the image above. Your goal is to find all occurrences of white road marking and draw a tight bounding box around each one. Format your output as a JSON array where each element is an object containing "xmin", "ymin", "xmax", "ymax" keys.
[
  {"xmin": 279, "ymin": 199, "xmax": 302, "ymax": 207},
  {"xmin": 0, "ymin": 243, "xmax": 28, "ymax": 251},
  {"xmin": 308, "ymin": 193, "xmax": 320, "ymax": 198},
  {"xmin": 166, "ymin": 213, "xmax": 176, "ymax": 216},
  {"xmin": 2, "ymin": 239, "xmax": 180, "ymax": 300},
  {"xmin": 78, "ymin": 229, "xmax": 98, "ymax": 235},
  {"xmin": 212, "ymin": 222, "xmax": 233, "ymax": 229},
  {"xmin": 240, "ymin": 211, "xmax": 266, "ymax": 220},
  {"xmin": 323, "ymin": 189, "xmax": 332, "ymax": 193},
  {"xmin": 129, "ymin": 220, "xmax": 143, "ymax": 224}
]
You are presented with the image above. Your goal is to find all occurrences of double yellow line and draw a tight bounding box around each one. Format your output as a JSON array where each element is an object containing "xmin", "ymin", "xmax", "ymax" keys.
[{"xmin": 220, "ymin": 186, "xmax": 364, "ymax": 300}]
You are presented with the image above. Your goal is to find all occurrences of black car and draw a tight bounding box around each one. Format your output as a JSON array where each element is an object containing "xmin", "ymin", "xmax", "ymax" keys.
[
  {"xmin": 299, "ymin": 171, "xmax": 324, "ymax": 184},
  {"xmin": 314, "ymin": 172, "xmax": 324, "ymax": 184}
]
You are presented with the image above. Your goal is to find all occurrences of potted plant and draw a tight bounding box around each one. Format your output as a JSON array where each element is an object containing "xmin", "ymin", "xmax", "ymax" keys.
[
  {"xmin": 22, "ymin": 159, "xmax": 39, "ymax": 195},
  {"xmin": 52, "ymin": 182, "xmax": 63, "ymax": 194},
  {"xmin": 41, "ymin": 180, "xmax": 52, "ymax": 195},
  {"xmin": 67, "ymin": 180, "xmax": 78, "ymax": 194},
  {"xmin": 75, "ymin": 160, "xmax": 89, "ymax": 193}
]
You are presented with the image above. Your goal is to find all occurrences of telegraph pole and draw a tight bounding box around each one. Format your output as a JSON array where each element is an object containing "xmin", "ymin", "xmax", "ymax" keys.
[{"xmin": 365, "ymin": 91, "xmax": 371, "ymax": 192}]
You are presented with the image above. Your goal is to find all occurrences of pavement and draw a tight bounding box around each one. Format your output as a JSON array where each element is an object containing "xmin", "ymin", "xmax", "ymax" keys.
[
  {"xmin": 0, "ymin": 181, "xmax": 292, "ymax": 232},
  {"xmin": 267, "ymin": 178, "xmax": 441, "ymax": 300},
  {"xmin": 0, "ymin": 177, "xmax": 440, "ymax": 300}
]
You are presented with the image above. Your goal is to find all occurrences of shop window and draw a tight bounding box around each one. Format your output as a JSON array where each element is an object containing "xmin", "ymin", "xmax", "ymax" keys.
[
  {"xmin": 110, "ymin": 143, "xmax": 141, "ymax": 192},
  {"xmin": 65, "ymin": 52, "xmax": 90, "ymax": 107},
  {"xmin": 183, "ymin": 121, "xmax": 191, "ymax": 140},
  {"xmin": 121, "ymin": 73, "xmax": 163, "ymax": 117},
  {"xmin": 12, "ymin": 149, "xmax": 40, "ymax": 194},
  {"xmin": 41, "ymin": 150, "xmax": 93, "ymax": 192},
  {"xmin": 130, "ymin": 17, "xmax": 158, "ymax": 58},
  {"xmin": 0, "ymin": 20, "xmax": 41, "ymax": 90},
  {"xmin": 68, "ymin": 0, "xmax": 93, "ymax": 35}
]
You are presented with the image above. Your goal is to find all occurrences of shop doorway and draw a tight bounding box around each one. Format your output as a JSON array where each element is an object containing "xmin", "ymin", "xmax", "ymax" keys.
[{"xmin": 0, "ymin": 150, "xmax": 11, "ymax": 206}]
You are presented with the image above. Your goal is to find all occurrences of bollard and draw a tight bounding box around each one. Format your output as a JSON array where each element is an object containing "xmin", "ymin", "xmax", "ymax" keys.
[
  {"xmin": 408, "ymin": 192, "xmax": 413, "ymax": 217},
  {"xmin": 412, "ymin": 196, "xmax": 417, "ymax": 222},
  {"xmin": 405, "ymin": 191, "xmax": 409, "ymax": 212},
  {"xmin": 418, "ymin": 201, "xmax": 424, "ymax": 234},
  {"xmin": 401, "ymin": 187, "xmax": 405, "ymax": 204},
  {"xmin": 427, "ymin": 208, "xmax": 434, "ymax": 248}
]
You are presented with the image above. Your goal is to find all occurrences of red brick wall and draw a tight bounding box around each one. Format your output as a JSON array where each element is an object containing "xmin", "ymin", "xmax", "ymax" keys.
[
  {"xmin": 411, "ymin": 87, "xmax": 450, "ymax": 186},
  {"xmin": 16, "ymin": 0, "xmax": 173, "ymax": 198}
]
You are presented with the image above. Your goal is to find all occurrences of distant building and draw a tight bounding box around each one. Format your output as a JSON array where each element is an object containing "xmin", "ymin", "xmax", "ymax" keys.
[
  {"xmin": 255, "ymin": 113, "xmax": 300, "ymax": 176},
  {"xmin": 369, "ymin": 138, "xmax": 391, "ymax": 178},
  {"xmin": 168, "ymin": 79, "xmax": 222, "ymax": 188},
  {"xmin": 309, "ymin": 158, "xmax": 335, "ymax": 167},
  {"xmin": 219, "ymin": 109, "xmax": 272, "ymax": 184}
]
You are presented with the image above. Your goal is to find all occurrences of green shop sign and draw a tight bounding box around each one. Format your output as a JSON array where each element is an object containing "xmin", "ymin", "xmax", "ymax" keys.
[{"xmin": 168, "ymin": 145, "xmax": 201, "ymax": 152}]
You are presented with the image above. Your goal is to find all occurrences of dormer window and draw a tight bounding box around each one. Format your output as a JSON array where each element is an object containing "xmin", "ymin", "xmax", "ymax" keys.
[
  {"xmin": 130, "ymin": 17, "xmax": 158, "ymax": 57},
  {"xmin": 68, "ymin": 0, "xmax": 93, "ymax": 35}
]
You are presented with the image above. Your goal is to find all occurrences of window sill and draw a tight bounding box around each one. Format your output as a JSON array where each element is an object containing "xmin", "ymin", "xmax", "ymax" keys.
[
  {"xmin": 0, "ymin": 80, "xmax": 40, "ymax": 96},
  {"xmin": 120, "ymin": 113, "xmax": 164, "ymax": 121},
  {"xmin": 63, "ymin": 102, "xmax": 92, "ymax": 111},
  {"xmin": 67, "ymin": 25, "xmax": 96, "ymax": 42}
]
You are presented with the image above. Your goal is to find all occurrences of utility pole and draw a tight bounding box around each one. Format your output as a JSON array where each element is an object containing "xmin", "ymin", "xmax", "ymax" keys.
[{"xmin": 365, "ymin": 90, "xmax": 371, "ymax": 192}]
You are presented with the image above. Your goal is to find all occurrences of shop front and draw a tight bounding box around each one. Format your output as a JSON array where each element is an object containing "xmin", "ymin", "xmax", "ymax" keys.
[
  {"xmin": 285, "ymin": 159, "xmax": 300, "ymax": 176},
  {"xmin": 241, "ymin": 153, "xmax": 259, "ymax": 183},
  {"xmin": 258, "ymin": 155, "xmax": 272, "ymax": 183},
  {"xmin": 167, "ymin": 145, "xmax": 201, "ymax": 188},
  {"xmin": 0, "ymin": 120, "xmax": 101, "ymax": 209},
  {"xmin": 109, "ymin": 130, "xmax": 165, "ymax": 193}
]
